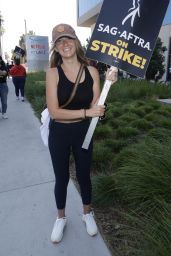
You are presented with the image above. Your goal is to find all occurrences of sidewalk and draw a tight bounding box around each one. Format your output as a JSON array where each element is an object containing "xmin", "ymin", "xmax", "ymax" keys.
[{"xmin": 0, "ymin": 78, "xmax": 112, "ymax": 256}]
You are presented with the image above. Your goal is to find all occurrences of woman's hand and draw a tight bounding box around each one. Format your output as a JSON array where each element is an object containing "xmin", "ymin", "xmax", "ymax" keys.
[
  {"xmin": 86, "ymin": 104, "xmax": 105, "ymax": 118},
  {"xmin": 105, "ymin": 67, "xmax": 118, "ymax": 83}
]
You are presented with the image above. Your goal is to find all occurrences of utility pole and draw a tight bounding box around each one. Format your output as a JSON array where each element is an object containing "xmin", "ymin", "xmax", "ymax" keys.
[
  {"xmin": 0, "ymin": 16, "xmax": 2, "ymax": 56},
  {"xmin": 24, "ymin": 19, "xmax": 27, "ymax": 35},
  {"xmin": 24, "ymin": 19, "xmax": 27, "ymax": 64}
]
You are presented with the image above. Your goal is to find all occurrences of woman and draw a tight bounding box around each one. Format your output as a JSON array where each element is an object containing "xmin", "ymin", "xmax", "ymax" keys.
[
  {"xmin": 9, "ymin": 58, "xmax": 26, "ymax": 101},
  {"xmin": 46, "ymin": 23, "xmax": 118, "ymax": 243},
  {"xmin": 0, "ymin": 57, "xmax": 8, "ymax": 119}
]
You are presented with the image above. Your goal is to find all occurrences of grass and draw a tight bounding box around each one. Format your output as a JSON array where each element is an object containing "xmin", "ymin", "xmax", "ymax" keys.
[
  {"xmin": 25, "ymin": 72, "xmax": 46, "ymax": 118},
  {"xmin": 25, "ymin": 72, "xmax": 171, "ymax": 256}
]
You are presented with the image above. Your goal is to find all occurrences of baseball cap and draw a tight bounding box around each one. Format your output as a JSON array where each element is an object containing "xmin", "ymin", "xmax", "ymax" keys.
[{"xmin": 52, "ymin": 24, "xmax": 77, "ymax": 43}]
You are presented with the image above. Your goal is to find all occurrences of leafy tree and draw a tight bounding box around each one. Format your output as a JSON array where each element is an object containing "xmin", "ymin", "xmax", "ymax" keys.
[
  {"xmin": 19, "ymin": 30, "xmax": 35, "ymax": 50},
  {"xmin": 146, "ymin": 37, "xmax": 167, "ymax": 82},
  {"xmin": 18, "ymin": 30, "xmax": 35, "ymax": 62}
]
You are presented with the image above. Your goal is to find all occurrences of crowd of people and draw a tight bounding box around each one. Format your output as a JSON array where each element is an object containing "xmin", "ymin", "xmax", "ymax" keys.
[{"xmin": 0, "ymin": 56, "xmax": 27, "ymax": 119}]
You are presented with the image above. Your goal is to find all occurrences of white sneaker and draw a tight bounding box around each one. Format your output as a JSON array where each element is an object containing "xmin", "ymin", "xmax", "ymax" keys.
[
  {"xmin": 21, "ymin": 97, "xmax": 25, "ymax": 102},
  {"xmin": 51, "ymin": 217, "xmax": 67, "ymax": 243},
  {"xmin": 82, "ymin": 211, "xmax": 98, "ymax": 236},
  {"xmin": 2, "ymin": 113, "xmax": 8, "ymax": 119},
  {"xmin": 16, "ymin": 97, "xmax": 19, "ymax": 100}
]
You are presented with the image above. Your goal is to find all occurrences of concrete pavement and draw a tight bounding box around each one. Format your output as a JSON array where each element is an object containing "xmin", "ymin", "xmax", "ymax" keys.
[
  {"xmin": 158, "ymin": 99, "xmax": 171, "ymax": 104},
  {"xmin": 0, "ymin": 78, "xmax": 112, "ymax": 256}
]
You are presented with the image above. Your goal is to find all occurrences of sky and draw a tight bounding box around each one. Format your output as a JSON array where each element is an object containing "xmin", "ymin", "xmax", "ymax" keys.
[
  {"xmin": 163, "ymin": 0, "xmax": 171, "ymax": 25},
  {"xmin": 0, "ymin": 0, "xmax": 91, "ymax": 59}
]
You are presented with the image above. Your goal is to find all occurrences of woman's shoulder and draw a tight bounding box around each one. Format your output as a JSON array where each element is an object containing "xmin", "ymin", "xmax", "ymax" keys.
[
  {"xmin": 87, "ymin": 65, "xmax": 99, "ymax": 79},
  {"xmin": 87, "ymin": 65, "xmax": 98, "ymax": 73},
  {"xmin": 46, "ymin": 67, "xmax": 59, "ymax": 85},
  {"xmin": 46, "ymin": 67, "xmax": 58, "ymax": 76}
]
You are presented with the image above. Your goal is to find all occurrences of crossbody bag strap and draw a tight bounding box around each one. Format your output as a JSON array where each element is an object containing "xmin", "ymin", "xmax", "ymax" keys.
[{"xmin": 60, "ymin": 63, "xmax": 84, "ymax": 108}]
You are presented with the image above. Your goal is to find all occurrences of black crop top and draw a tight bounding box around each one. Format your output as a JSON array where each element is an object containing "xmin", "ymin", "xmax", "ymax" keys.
[{"xmin": 57, "ymin": 65, "xmax": 94, "ymax": 110}]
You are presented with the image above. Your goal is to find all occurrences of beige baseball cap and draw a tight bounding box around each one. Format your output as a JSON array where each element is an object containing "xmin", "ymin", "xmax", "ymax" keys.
[{"xmin": 52, "ymin": 24, "xmax": 77, "ymax": 43}]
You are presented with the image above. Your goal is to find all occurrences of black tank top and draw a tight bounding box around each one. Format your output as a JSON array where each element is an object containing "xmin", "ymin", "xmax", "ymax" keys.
[{"xmin": 57, "ymin": 65, "xmax": 94, "ymax": 110}]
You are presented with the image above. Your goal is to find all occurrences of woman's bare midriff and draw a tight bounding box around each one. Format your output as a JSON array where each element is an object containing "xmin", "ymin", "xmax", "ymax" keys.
[{"xmin": 54, "ymin": 118, "xmax": 84, "ymax": 123}]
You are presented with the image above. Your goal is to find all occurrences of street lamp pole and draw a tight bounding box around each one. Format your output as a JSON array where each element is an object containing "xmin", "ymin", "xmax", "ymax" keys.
[
  {"xmin": 24, "ymin": 19, "xmax": 28, "ymax": 64},
  {"xmin": 24, "ymin": 19, "xmax": 27, "ymax": 35},
  {"xmin": 0, "ymin": 17, "xmax": 2, "ymax": 56}
]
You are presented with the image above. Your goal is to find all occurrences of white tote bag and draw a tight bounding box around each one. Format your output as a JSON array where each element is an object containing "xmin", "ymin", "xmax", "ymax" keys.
[{"xmin": 40, "ymin": 108, "xmax": 50, "ymax": 146}]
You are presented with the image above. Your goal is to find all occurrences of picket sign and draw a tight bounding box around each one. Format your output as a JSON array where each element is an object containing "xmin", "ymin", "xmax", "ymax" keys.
[
  {"xmin": 82, "ymin": 0, "xmax": 170, "ymax": 149},
  {"xmin": 82, "ymin": 66, "xmax": 117, "ymax": 150}
]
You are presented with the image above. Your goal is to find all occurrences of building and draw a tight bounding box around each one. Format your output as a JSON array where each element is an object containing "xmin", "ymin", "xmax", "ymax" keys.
[
  {"xmin": 77, "ymin": 0, "xmax": 171, "ymax": 81},
  {"xmin": 159, "ymin": 0, "xmax": 171, "ymax": 81},
  {"xmin": 77, "ymin": 0, "xmax": 102, "ymax": 29}
]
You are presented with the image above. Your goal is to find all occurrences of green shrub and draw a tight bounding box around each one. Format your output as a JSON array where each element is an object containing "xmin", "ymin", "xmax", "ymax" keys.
[
  {"xmin": 111, "ymin": 106, "xmax": 123, "ymax": 117},
  {"xmin": 154, "ymin": 109, "xmax": 171, "ymax": 117},
  {"xmin": 92, "ymin": 174, "xmax": 117, "ymax": 206},
  {"xmin": 121, "ymin": 204, "xmax": 171, "ymax": 256},
  {"xmin": 116, "ymin": 127, "xmax": 139, "ymax": 138},
  {"xmin": 25, "ymin": 72, "xmax": 171, "ymax": 256},
  {"xmin": 148, "ymin": 128, "xmax": 171, "ymax": 142},
  {"xmin": 32, "ymin": 96, "xmax": 46, "ymax": 118},
  {"xmin": 129, "ymin": 107, "xmax": 146, "ymax": 117},
  {"xmin": 95, "ymin": 124, "xmax": 113, "ymax": 139},
  {"xmin": 145, "ymin": 112, "xmax": 159, "ymax": 122},
  {"xmin": 115, "ymin": 138, "xmax": 171, "ymax": 210},
  {"xmin": 92, "ymin": 142, "xmax": 114, "ymax": 171},
  {"xmin": 157, "ymin": 117, "xmax": 171, "ymax": 129},
  {"xmin": 25, "ymin": 72, "xmax": 46, "ymax": 118},
  {"xmin": 148, "ymin": 101, "xmax": 161, "ymax": 110},
  {"xmin": 104, "ymin": 139, "xmax": 127, "ymax": 153},
  {"xmin": 119, "ymin": 112, "xmax": 139, "ymax": 122},
  {"xmin": 131, "ymin": 118, "xmax": 153, "ymax": 130}
]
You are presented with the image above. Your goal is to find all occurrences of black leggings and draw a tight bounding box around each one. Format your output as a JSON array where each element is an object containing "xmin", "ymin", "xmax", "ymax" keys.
[{"xmin": 48, "ymin": 119, "xmax": 93, "ymax": 210}]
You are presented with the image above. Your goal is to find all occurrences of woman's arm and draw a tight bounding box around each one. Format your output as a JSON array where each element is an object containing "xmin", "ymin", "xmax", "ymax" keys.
[
  {"xmin": 84, "ymin": 66, "xmax": 105, "ymax": 118},
  {"xmin": 85, "ymin": 66, "xmax": 118, "ymax": 118}
]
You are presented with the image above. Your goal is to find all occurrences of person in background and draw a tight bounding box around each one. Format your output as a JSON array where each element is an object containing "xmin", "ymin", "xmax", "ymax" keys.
[
  {"xmin": 9, "ymin": 58, "xmax": 26, "ymax": 101},
  {"xmin": 0, "ymin": 56, "xmax": 8, "ymax": 119},
  {"xmin": 9, "ymin": 61, "xmax": 14, "ymax": 69},
  {"xmin": 46, "ymin": 23, "xmax": 118, "ymax": 243}
]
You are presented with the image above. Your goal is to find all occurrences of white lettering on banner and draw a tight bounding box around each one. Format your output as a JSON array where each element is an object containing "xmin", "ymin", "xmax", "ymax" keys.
[
  {"xmin": 97, "ymin": 23, "xmax": 151, "ymax": 51},
  {"xmin": 98, "ymin": 24, "xmax": 118, "ymax": 35},
  {"xmin": 31, "ymin": 50, "xmax": 46, "ymax": 55}
]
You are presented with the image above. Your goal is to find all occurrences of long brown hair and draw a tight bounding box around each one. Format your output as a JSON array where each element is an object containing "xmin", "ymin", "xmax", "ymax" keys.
[{"xmin": 49, "ymin": 37, "xmax": 89, "ymax": 68}]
